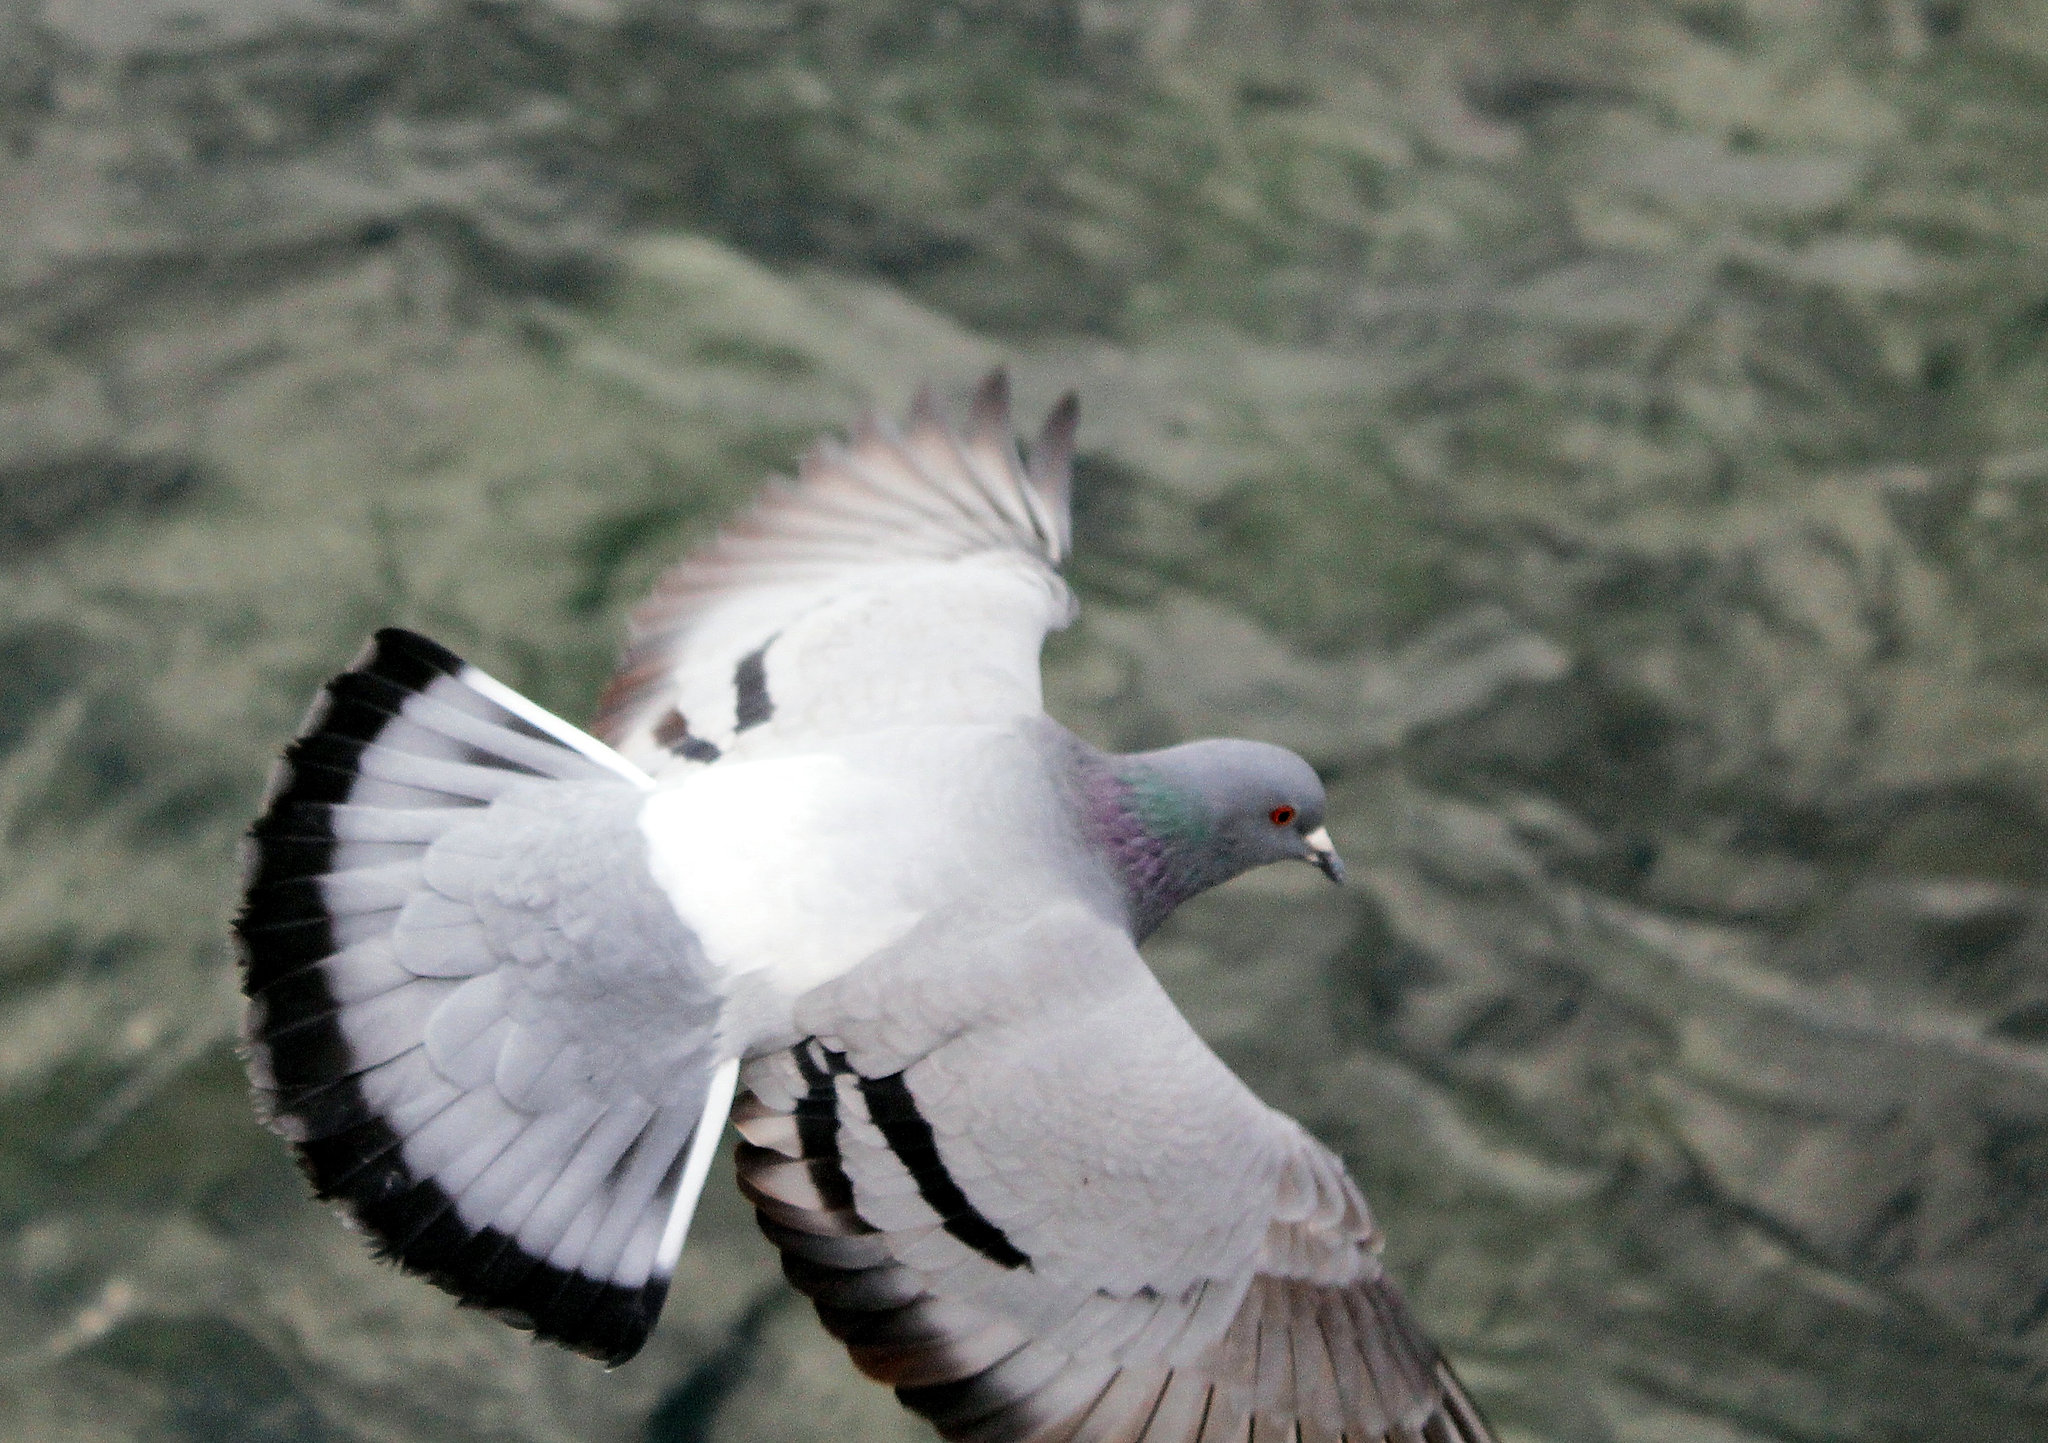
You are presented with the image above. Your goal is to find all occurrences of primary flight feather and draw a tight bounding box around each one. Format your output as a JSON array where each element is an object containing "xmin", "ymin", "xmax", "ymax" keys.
[{"xmin": 234, "ymin": 373, "xmax": 1497, "ymax": 1443}]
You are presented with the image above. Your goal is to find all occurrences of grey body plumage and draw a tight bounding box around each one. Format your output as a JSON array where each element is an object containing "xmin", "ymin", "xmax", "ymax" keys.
[{"xmin": 235, "ymin": 375, "xmax": 1496, "ymax": 1443}]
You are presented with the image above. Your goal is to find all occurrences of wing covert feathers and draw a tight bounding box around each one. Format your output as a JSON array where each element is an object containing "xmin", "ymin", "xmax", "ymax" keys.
[
  {"xmin": 235, "ymin": 629, "xmax": 726, "ymax": 1365},
  {"xmin": 735, "ymin": 1041, "xmax": 1500, "ymax": 1443},
  {"xmin": 596, "ymin": 371, "xmax": 1080, "ymax": 769}
]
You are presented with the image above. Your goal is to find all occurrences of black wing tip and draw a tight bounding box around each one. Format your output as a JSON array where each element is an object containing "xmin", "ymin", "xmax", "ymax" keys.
[
  {"xmin": 238, "ymin": 621, "xmax": 559, "ymax": 956},
  {"xmin": 449, "ymin": 1246, "xmax": 666, "ymax": 1366},
  {"xmin": 245, "ymin": 963, "xmax": 669, "ymax": 1368},
  {"xmin": 236, "ymin": 723, "xmax": 345, "ymax": 995},
  {"xmin": 366, "ymin": 626, "xmax": 468, "ymax": 677},
  {"xmin": 371, "ymin": 1202, "xmax": 666, "ymax": 1366},
  {"xmin": 250, "ymin": 627, "xmax": 470, "ymax": 829},
  {"xmin": 277, "ymin": 1092, "xmax": 663, "ymax": 1365},
  {"xmin": 249, "ymin": 1084, "xmax": 671, "ymax": 1367},
  {"xmin": 323, "ymin": 626, "xmax": 471, "ymax": 704},
  {"xmin": 260, "ymin": 1037, "xmax": 667, "ymax": 1362}
]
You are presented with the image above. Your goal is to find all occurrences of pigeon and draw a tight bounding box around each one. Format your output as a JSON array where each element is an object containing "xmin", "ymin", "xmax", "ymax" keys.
[{"xmin": 235, "ymin": 373, "xmax": 1499, "ymax": 1443}]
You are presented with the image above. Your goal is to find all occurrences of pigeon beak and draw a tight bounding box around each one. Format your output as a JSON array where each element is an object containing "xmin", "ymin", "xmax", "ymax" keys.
[{"xmin": 1303, "ymin": 827, "xmax": 1346, "ymax": 885}]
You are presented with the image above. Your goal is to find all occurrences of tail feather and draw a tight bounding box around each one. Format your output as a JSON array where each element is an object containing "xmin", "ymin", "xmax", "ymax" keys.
[{"xmin": 235, "ymin": 628, "xmax": 731, "ymax": 1365}]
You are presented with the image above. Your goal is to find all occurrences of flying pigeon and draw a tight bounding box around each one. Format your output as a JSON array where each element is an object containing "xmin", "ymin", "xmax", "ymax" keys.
[{"xmin": 235, "ymin": 374, "xmax": 1498, "ymax": 1443}]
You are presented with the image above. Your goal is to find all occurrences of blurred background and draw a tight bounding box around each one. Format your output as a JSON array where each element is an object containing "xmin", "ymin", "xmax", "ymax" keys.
[{"xmin": 4, "ymin": 1, "xmax": 2048, "ymax": 1439}]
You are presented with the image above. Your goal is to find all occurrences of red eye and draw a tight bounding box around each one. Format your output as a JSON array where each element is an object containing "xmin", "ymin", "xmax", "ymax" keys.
[{"xmin": 1269, "ymin": 805, "xmax": 1297, "ymax": 827}]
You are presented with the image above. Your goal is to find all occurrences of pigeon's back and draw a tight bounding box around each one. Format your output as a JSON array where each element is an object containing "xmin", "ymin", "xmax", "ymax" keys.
[{"xmin": 234, "ymin": 375, "xmax": 1500, "ymax": 1443}]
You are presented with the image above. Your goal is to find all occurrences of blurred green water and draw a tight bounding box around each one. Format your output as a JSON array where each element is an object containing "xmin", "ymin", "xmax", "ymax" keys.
[{"xmin": 3, "ymin": 2, "xmax": 2047, "ymax": 1439}]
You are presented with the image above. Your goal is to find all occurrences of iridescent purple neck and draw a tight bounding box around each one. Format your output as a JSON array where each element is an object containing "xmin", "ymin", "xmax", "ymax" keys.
[{"xmin": 1080, "ymin": 759, "xmax": 1228, "ymax": 941}]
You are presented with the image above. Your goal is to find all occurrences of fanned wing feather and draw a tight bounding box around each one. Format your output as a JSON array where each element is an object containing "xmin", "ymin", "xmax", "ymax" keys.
[
  {"xmin": 733, "ymin": 908, "xmax": 1499, "ymax": 1443},
  {"xmin": 596, "ymin": 372, "xmax": 1080, "ymax": 772}
]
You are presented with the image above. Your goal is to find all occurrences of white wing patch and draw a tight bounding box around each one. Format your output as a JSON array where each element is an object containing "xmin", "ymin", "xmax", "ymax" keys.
[{"xmin": 637, "ymin": 752, "xmax": 929, "ymax": 1042}]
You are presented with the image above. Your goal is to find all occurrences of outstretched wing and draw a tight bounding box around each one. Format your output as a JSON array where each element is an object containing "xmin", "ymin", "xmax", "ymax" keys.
[
  {"xmin": 596, "ymin": 372, "xmax": 1079, "ymax": 773},
  {"xmin": 236, "ymin": 630, "xmax": 737, "ymax": 1365},
  {"xmin": 733, "ymin": 907, "xmax": 1498, "ymax": 1443}
]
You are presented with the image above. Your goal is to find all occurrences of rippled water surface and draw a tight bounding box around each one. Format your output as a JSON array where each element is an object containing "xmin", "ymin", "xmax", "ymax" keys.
[{"xmin": 4, "ymin": 3, "xmax": 2048, "ymax": 1440}]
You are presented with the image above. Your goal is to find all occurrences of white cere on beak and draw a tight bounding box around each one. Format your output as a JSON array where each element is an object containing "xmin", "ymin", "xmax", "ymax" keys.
[{"xmin": 1303, "ymin": 826, "xmax": 1346, "ymax": 884}]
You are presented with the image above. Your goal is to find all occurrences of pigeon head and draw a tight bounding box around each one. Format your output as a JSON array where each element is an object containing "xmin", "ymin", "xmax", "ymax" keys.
[{"xmin": 1089, "ymin": 739, "xmax": 1345, "ymax": 939}]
